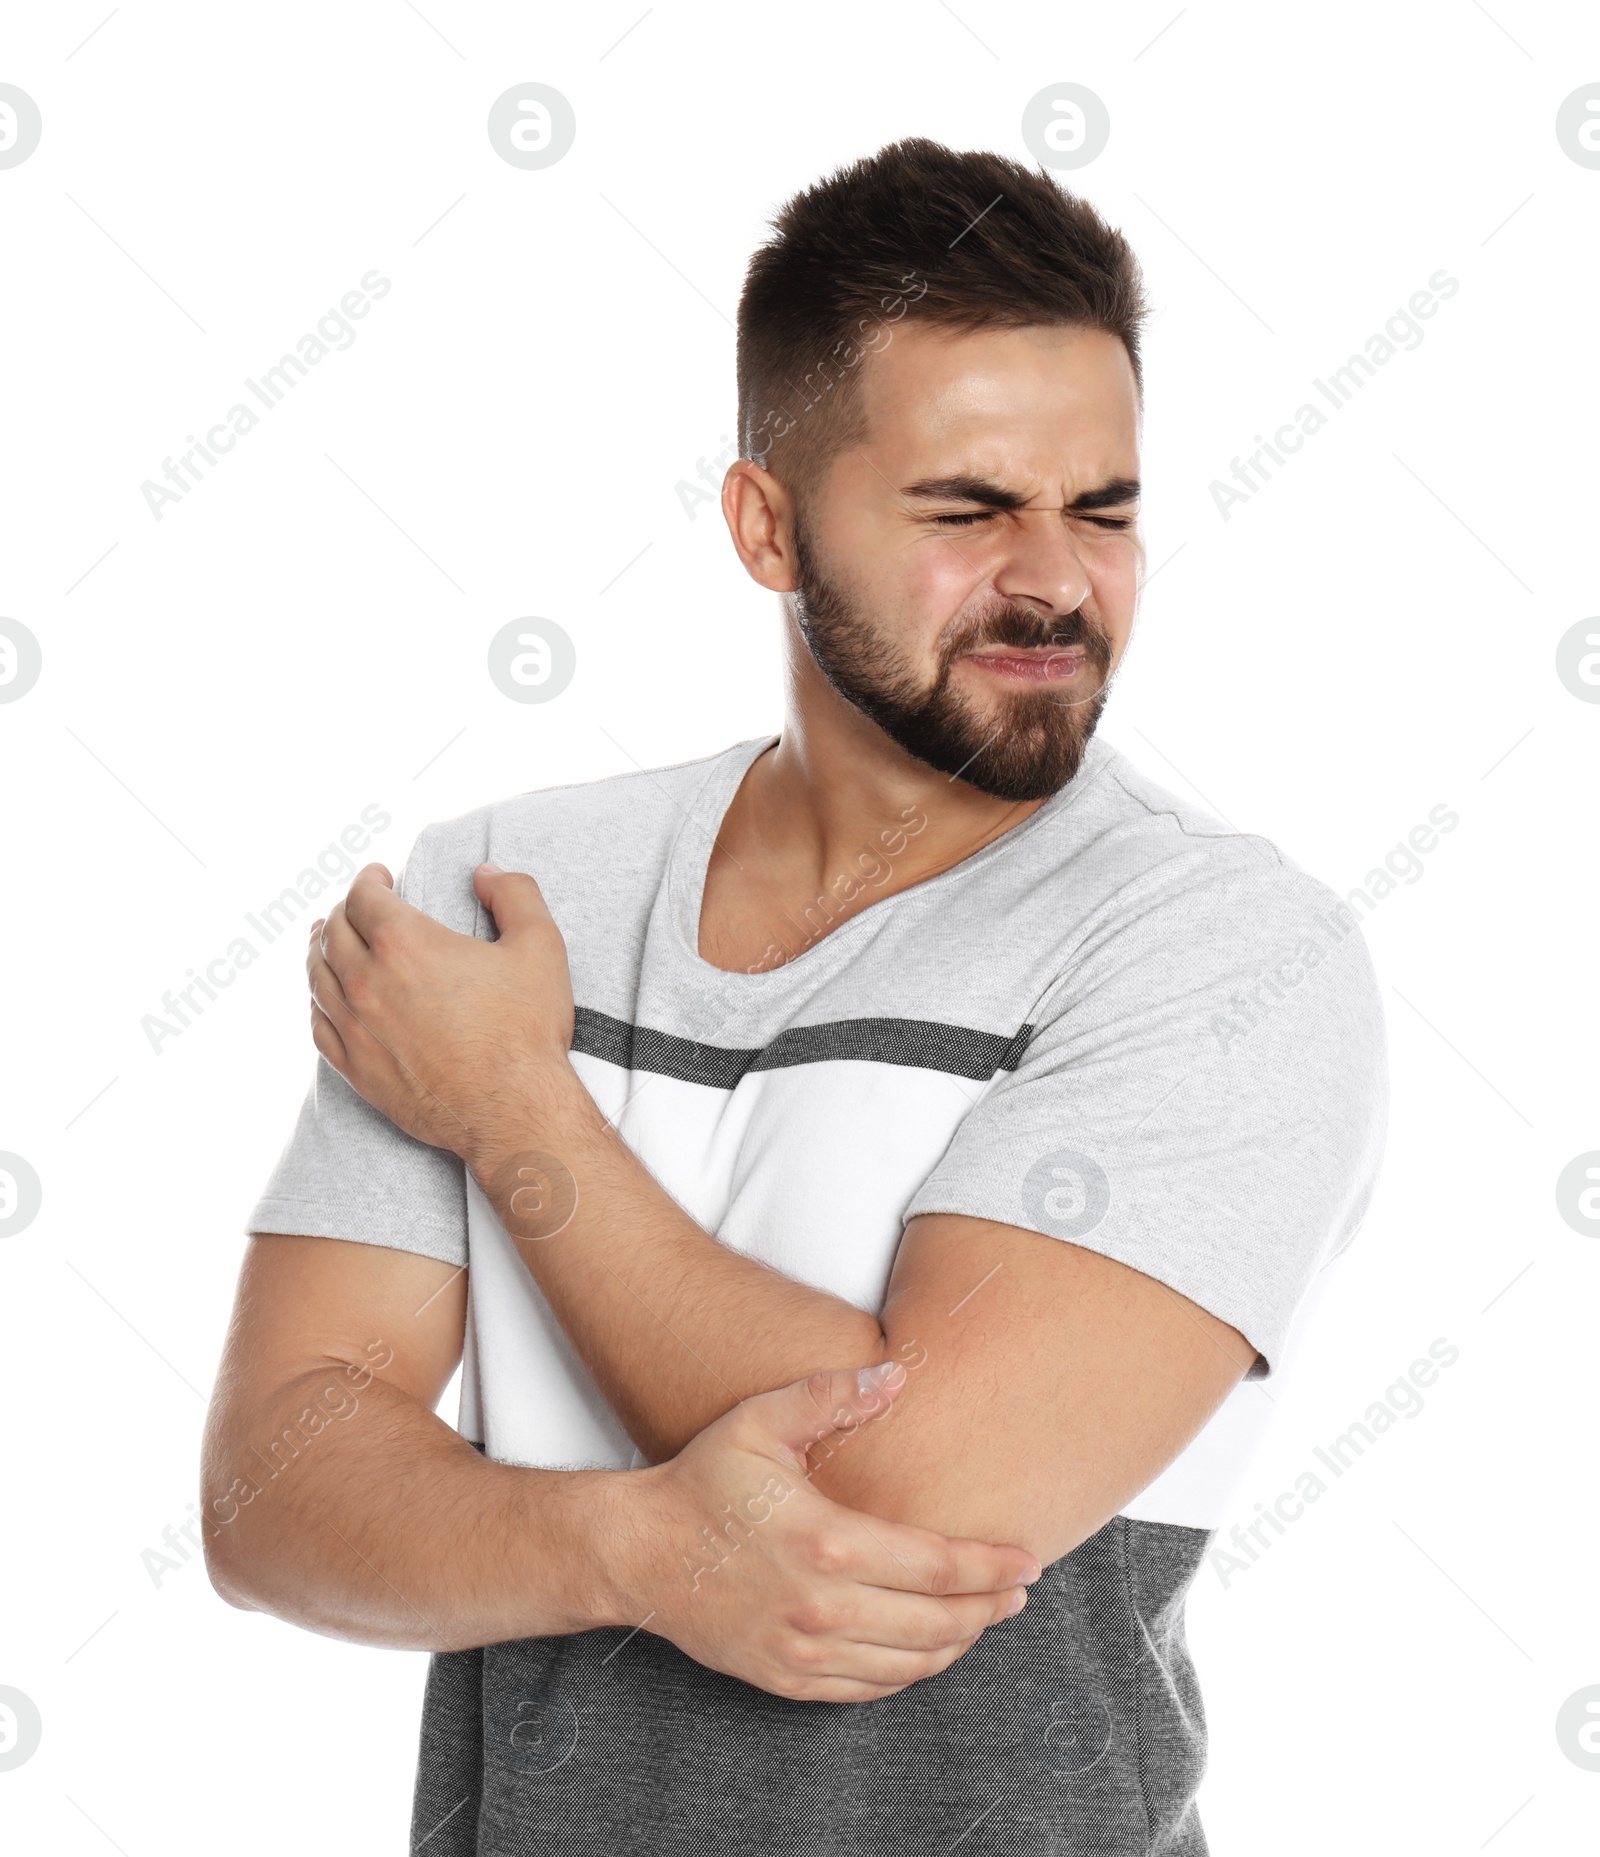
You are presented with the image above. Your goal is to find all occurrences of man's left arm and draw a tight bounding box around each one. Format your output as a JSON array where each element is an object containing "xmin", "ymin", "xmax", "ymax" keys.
[
  {"xmin": 471, "ymin": 1072, "xmax": 1256, "ymax": 1566},
  {"xmin": 309, "ymin": 858, "xmax": 1387, "ymax": 1568}
]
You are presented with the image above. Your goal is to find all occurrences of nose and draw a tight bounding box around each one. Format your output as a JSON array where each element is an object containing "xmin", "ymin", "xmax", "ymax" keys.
[{"xmin": 987, "ymin": 510, "xmax": 1093, "ymax": 622}]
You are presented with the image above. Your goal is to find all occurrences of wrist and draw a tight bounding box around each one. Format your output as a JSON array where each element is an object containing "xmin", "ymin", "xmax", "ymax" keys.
[
  {"xmin": 462, "ymin": 1055, "xmax": 592, "ymax": 1188},
  {"xmin": 540, "ymin": 1463, "xmax": 665, "ymax": 1633}
]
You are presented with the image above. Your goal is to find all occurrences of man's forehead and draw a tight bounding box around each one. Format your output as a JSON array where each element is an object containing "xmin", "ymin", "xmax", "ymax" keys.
[
  {"xmin": 859, "ymin": 320, "xmax": 1140, "ymax": 465},
  {"xmin": 866, "ymin": 319, "xmax": 1135, "ymax": 399}
]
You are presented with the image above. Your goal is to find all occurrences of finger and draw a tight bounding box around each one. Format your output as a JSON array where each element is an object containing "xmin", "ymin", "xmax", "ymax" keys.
[
  {"xmin": 828, "ymin": 1511, "xmax": 1041, "ymax": 1598},
  {"xmin": 310, "ymin": 899, "xmax": 347, "ymax": 964},
  {"xmin": 315, "ymin": 898, "xmax": 372, "ymax": 991},
  {"xmin": 831, "ymin": 1586, "xmax": 1025, "ymax": 1654},
  {"xmin": 340, "ymin": 863, "xmax": 400, "ymax": 945},
  {"xmin": 310, "ymin": 993, "xmax": 348, "ymax": 1071},
  {"xmin": 863, "ymin": 1585, "xmax": 1027, "ymax": 1650},
  {"xmin": 305, "ymin": 915, "xmax": 354, "ymax": 1021},
  {"xmin": 471, "ymin": 863, "xmax": 558, "ymax": 942},
  {"xmin": 306, "ymin": 923, "xmax": 384, "ymax": 1066},
  {"xmin": 744, "ymin": 1364, "xmax": 910, "ymax": 1470},
  {"xmin": 775, "ymin": 1632, "xmax": 988, "ymax": 1704},
  {"xmin": 307, "ymin": 925, "xmax": 395, "ymax": 1072},
  {"xmin": 772, "ymin": 1677, "xmax": 908, "ymax": 1704}
]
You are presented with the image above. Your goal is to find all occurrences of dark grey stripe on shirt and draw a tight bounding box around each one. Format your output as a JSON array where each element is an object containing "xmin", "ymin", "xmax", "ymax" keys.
[{"xmin": 571, "ymin": 1006, "xmax": 1034, "ymax": 1088}]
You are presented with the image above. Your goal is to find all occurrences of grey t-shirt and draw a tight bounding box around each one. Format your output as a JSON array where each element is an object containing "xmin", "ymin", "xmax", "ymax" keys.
[{"xmin": 248, "ymin": 732, "xmax": 1388, "ymax": 1854}]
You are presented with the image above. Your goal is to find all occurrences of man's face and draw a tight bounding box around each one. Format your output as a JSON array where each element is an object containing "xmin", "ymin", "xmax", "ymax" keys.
[{"xmin": 789, "ymin": 321, "xmax": 1143, "ymax": 802}]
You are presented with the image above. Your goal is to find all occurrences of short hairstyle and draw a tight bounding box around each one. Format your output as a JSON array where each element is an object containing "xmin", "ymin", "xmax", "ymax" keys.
[{"xmin": 735, "ymin": 137, "xmax": 1148, "ymax": 505}]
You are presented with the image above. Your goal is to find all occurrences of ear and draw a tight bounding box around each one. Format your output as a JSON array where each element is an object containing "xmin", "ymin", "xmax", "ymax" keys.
[{"xmin": 723, "ymin": 458, "xmax": 801, "ymax": 593}]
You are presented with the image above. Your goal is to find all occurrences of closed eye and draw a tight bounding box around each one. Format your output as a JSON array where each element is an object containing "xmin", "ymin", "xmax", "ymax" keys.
[{"xmin": 929, "ymin": 510, "xmax": 1136, "ymax": 530}]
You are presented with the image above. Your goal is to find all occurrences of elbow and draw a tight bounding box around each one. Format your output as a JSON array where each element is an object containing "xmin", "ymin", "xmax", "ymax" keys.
[
  {"xmin": 207, "ymin": 1563, "xmax": 261, "ymax": 1615},
  {"xmin": 201, "ymin": 1517, "xmax": 265, "ymax": 1614}
]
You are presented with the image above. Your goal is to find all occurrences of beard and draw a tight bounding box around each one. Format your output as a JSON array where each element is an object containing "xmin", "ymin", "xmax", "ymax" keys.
[{"xmin": 791, "ymin": 520, "xmax": 1114, "ymax": 803}]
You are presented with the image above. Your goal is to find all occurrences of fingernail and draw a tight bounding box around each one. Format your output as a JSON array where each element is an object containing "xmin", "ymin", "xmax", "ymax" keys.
[
  {"xmin": 1023, "ymin": 1562, "xmax": 1043, "ymax": 1585},
  {"xmin": 478, "ymin": 861, "xmax": 503, "ymax": 875},
  {"xmin": 1005, "ymin": 1589, "xmax": 1027, "ymax": 1616},
  {"xmin": 856, "ymin": 1360, "xmax": 906, "ymax": 1397}
]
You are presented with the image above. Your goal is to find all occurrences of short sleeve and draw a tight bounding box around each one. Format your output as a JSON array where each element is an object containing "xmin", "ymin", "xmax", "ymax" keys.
[
  {"xmin": 243, "ymin": 825, "xmax": 470, "ymax": 1268},
  {"xmin": 902, "ymin": 853, "xmax": 1389, "ymax": 1378}
]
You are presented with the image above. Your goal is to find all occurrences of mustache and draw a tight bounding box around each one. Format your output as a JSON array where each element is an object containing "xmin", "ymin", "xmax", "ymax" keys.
[{"xmin": 938, "ymin": 603, "xmax": 1112, "ymax": 673}]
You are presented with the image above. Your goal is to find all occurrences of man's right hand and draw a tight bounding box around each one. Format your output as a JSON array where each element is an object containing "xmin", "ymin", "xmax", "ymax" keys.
[
  {"xmin": 604, "ymin": 1364, "xmax": 1041, "ymax": 1703},
  {"xmin": 205, "ymin": 1238, "xmax": 1036, "ymax": 1700}
]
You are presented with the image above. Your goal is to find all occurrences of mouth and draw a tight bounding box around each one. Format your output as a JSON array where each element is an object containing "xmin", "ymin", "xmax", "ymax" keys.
[{"xmin": 960, "ymin": 645, "xmax": 1090, "ymax": 684}]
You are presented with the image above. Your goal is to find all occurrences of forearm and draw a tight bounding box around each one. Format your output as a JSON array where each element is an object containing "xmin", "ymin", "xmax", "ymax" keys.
[
  {"xmin": 471, "ymin": 1069, "xmax": 889, "ymax": 1462},
  {"xmin": 201, "ymin": 1365, "xmax": 638, "ymax": 1651}
]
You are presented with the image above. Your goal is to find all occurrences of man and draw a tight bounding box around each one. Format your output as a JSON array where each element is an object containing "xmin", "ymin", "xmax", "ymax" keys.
[{"xmin": 205, "ymin": 139, "xmax": 1387, "ymax": 1852}]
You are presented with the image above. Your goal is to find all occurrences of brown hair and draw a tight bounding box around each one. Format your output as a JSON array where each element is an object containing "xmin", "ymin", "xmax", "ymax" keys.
[{"xmin": 735, "ymin": 137, "xmax": 1148, "ymax": 505}]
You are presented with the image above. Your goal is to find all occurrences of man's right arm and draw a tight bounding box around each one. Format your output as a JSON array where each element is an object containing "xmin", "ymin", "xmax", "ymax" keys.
[
  {"xmin": 201, "ymin": 1232, "xmax": 619, "ymax": 1649},
  {"xmin": 201, "ymin": 1234, "xmax": 1039, "ymax": 1702}
]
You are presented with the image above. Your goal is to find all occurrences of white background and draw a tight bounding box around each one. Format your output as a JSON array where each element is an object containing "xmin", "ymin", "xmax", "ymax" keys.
[{"xmin": 1, "ymin": 2, "xmax": 1596, "ymax": 1851}]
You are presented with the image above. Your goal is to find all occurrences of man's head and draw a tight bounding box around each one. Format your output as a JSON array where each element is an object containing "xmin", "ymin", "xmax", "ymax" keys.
[{"xmin": 727, "ymin": 139, "xmax": 1147, "ymax": 802}]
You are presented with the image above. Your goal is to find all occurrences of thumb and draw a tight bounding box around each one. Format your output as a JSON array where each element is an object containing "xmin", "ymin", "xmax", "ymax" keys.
[
  {"xmin": 472, "ymin": 862, "xmax": 555, "ymax": 938},
  {"xmin": 749, "ymin": 1361, "xmax": 909, "ymax": 1470}
]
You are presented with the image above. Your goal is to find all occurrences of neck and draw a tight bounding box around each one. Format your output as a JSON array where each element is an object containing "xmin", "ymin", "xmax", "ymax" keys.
[{"xmin": 718, "ymin": 637, "xmax": 1050, "ymax": 900}]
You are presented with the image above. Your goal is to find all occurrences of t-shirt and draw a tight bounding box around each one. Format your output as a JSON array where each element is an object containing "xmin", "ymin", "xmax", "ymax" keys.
[{"xmin": 247, "ymin": 731, "xmax": 1388, "ymax": 1855}]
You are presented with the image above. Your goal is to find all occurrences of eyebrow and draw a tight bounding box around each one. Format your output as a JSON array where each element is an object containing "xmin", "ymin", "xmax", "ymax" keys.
[{"xmin": 899, "ymin": 473, "xmax": 1141, "ymax": 512}]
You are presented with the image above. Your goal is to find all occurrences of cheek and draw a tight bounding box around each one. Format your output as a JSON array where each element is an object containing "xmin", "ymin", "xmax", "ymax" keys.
[
  {"xmin": 1091, "ymin": 530, "xmax": 1142, "ymax": 593},
  {"xmin": 902, "ymin": 540, "xmax": 995, "ymax": 640},
  {"xmin": 841, "ymin": 540, "xmax": 970, "ymax": 662},
  {"xmin": 1091, "ymin": 536, "xmax": 1142, "ymax": 637}
]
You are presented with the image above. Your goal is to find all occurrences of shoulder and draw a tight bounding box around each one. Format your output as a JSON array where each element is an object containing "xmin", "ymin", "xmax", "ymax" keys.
[
  {"xmin": 1043, "ymin": 739, "xmax": 1386, "ymax": 1043},
  {"xmin": 1066, "ymin": 739, "xmax": 1355, "ymax": 932},
  {"xmin": 398, "ymin": 739, "xmax": 760, "ymax": 934},
  {"xmin": 1064, "ymin": 738, "xmax": 1292, "ymax": 890}
]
